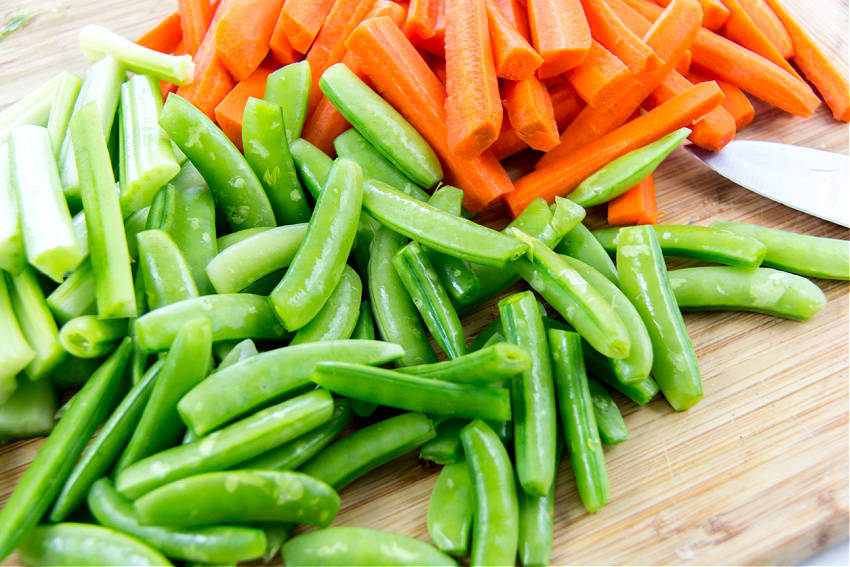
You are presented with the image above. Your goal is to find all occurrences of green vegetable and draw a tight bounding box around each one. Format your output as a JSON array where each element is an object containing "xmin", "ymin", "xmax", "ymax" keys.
[
  {"xmin": 264, "ymin": 61, "xmax": 311, "ymax": 143},
  {"xmin": 555, "ymin": 222, "xmax": 619, "ymax": 286},
  {"xmin": 427, "ymin": 460, "xmax": 473, "ymax": 555},
  {"xmin": 0, "ymin": 143, "xmax": 25, "ymax": 275},
  {"xmin": 168, "ymin": 162, "xmax": 218, "ymax": 295},
  {"xmin": 46, "ymin": 259, "xmax": 96, "ymax": 325},
  {"xmin": 289, "ymin": 137, "xmax": 333, "ymax": 200},
  {"xmin": 137, "ymin": 229, "xmax": 199, "ymax": 309},
  {"xmin": 398, "ymin": 342, "xmax": 531, "ymax": 386},
  {"xmin": 18, "ymin": 523, "xmax": 172, "ymax": 566},
  {"xmin": 0, "ymin": 376, "xmax": 56, "ymax": 439},
  {"xmin": 58, "ymin": 315, "xmax": 127, "ymax": 359},
  {"xmin": 0, "ymin": 272, "xmax": 34, "ymax": 402},
  {"xmin": 0, "ymin": 71, "xmax": 67, "ymax": 144},
  {"xmin": 419, "ymin": 418, "xmax": 468, "ymax": 465},
  {"xmin": 290, "ymin": 264, "xmax": 362, "ymax": 344},
  {"xmin": 45, "ymin": 72, "xmax": 83, "ymax": 154},
  {"xmin": 588, "ymin": 379, "xmax": 628, "ymax": 445}
]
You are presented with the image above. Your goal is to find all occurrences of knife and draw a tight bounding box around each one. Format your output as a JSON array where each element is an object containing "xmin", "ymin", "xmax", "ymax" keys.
[{"xmin": 685, "ymin": 140, "xmax": 850, "ymax": 228}]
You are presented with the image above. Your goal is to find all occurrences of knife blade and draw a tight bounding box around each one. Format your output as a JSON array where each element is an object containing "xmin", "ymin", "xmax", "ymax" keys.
[{"xmin": 685, "ymin": 140, "xmax": 849, "ymax": 228}]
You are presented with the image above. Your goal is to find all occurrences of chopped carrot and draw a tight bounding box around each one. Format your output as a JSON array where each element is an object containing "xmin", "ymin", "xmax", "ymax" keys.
[
  {"xmin": 675, "ymin": 50, "xmax": 691, "ymax": 75},
  {"xmin": 215, "ymin": 0, "xmax": 285, "ymax": 81},
  {"xmin": 491, "ymin": 0, "xmax": 531, "ymax": 37},
  {"xmin": 444, "ymin": 0, "xmax": 503, "ymax": 160},
  {"xmin": 579, "ymin": 0, "xmax": 663, "ymax": 76},
  {"xmin": 430, "ymin": 54, "xmax": 448, "ymax": 84},
  {"xmin": 607, "ymin": 173, "xmax": 662, "ymax": 225},
  {"xmin": 720, "ymin": 0, "xmax": 802, "ymax": 81},
  {"xmin": 214, "ymin": 65, "xmax": 275, "ymax": 151},
  {"xmin": 640, "ymin": 0, "xmax": 702, "ymax": 64},
  {"xmin": 688, "ymin": 68, "xmax": 754, "ymax": 129},
  {"xmin": 604, "ymin": 0, "xmax": 652, "ymax": 36},
  {"xmin": 405, "ymin": 0, "xmax": 438, "ymax": 45},
  {"xmin": 345, "ymin": 16, "xmax": 515, "ymax": 211},
  {"xmin": 506, "ymin": 81, "xmax": 724, "ymax": 216},
  {"xmin": 737, "ymin": 0, "xmax": 793, "ymax": 59},
  {"xmin": 177, "ymin": 0, "xmax": 214, "ymax": 57},
  {"xmin": 564, "ymin": 40, "xmax": 640, "ymax": 108},
  {"xmin": 652, "ymin": 0, "xmax": 730, "ymax": 31},
  {"xmin": 763, "ymin": 0, "xmax": 849, "ymax": 121},
  {"xmin": 527, "ymin": 0, "xmax": 592, "ymax": 78},
  {"xmin": 504, "ymin": 76, "xmax": 560, "ymax": 152},
  {"xmin": 268, "ymin": 19, "xmax": 303, "ymax": 66},
  {"xmin": 418, "ymin": 0, "xmax": 445, "ymax": 56},
  {"xmin": 279, "ymin": 0, "xmax": 336, "ymax": 54},
  {"xmin": 135, "ymin": 11, "xmax": 183, "ymax": 54},
  {"xmin": 486, "ymin": 0, "xmax": 543, "ymax": 81},
  {"xmin": 161, "ymin": 81, "xmax": 179, "ymax": 100}
]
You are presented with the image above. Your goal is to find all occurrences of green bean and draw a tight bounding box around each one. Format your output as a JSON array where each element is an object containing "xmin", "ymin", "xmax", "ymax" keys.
[
  {"xmin": 264, "ymin": 61, "xmax": 311, "ymax": 143},
  {"xmin": 0, "ymin": 339, "xmax": 131, "ymax": 560},
  {"xmin": 0, "ymin": 144, "xmax": 25, "ymax": 275},
  {"xmin": 0, "ymin": 72, "xmax": 67, "ymax": 145},
  {"xmin": 320, "ymin": 63, "xmax": 443, "ymax": 188},
  {"xmin": 0, "ymin": 273, "xmax": 33, "ymax": 402},
  {"xmin": 58, "ymin": 315, "xmax": 127, "ymax": 359},
  {"xmin": 368, "ymin": 225, "xmax": 438, "ymax": 367},
  {"xmin": 555, "ymin": 222, "xmax": 619, "ymax": 285},
  {"xmin": 460, "ymin": 419, "xmax": 519, "ymax": 567},
  {"xmin": 0, "ymin": 375, "xmax": 56, "ymax": 439},
  {"xmin": 290, "ymin": 264, "xmax": 362, "ymax": 345},
  {"xmin": 46, "ymin": 354, "xmax": 105, "ymax": 388},
  {"xmin": 398, "ymin": 342, "xmax": 531, "ymax": 386},
  {"xmin": 116, "ymin": 388, "xmax": 334, "ymax": 499},
  {"xmin": 137, "ymin": 229, "xmax": 199, "ymax": 309},
  {"xmin": 299, "ymin": 412, "xmax": 435, "ymax": 491},
  {"xmin": 588, "ymin": 378, "xmax": 628, "ymax": 445},
  {"xmin": 710, "ymin": 221, "xmax": 850, "ymax": 280},
  {"xmin": 289, "ymin": 137, "xmax": 332, "ymax": 200},
  {"xmin": 498, "ymin": 291, "xmax": 557, "ymax": 498},
  {"xmin": 518, "ymin": 439, "xmax": 563, "ymax": 567},
  {"xmin": 617, "ymin": 225, "xmax": 703, "ymax": 411},
  {"xmin": 467, "ymin": 317, "xmax": 503, "ymax": 353},
  {"xmin": 593, "ymin": 224, "xmax": 768, "ymax": 267},
  {"xmin": 45, "ymin": 72, "xmax": 82, "ymax": 154},
  {"xmin": 18, "ymin": 523, "xmax": 172, "ymax": 566},
  {"xmin": 428, "ymin": 460, "xmax": 473, "ymax": 556},
  {"xmin": 169, "ymin": 162, "xmax": 218, "ymax": 295},
  {"xmin": 243, "ymin": 97, "xmax": 312, "ymax": 225},
  {"xmin": 420, "ymin": 418, "xmax": 468, "ymax": 464},
  {"xmin": 549, "ymin": 329, "xmax": 609, "ymax": 513},
  {"xmin": 310, "ymin": 362, "xmax": 512, "ymax": 421},
  {"xmin": 283, "ymin": 526, "xmax": 458, "ymax": 566},
  {"xmin": 270, "ymin": 158, "xmax": 363, "ymax": 331},
  {"xmin": 217, "ymin": 338, "xmax": 258, "ymax": 369}
]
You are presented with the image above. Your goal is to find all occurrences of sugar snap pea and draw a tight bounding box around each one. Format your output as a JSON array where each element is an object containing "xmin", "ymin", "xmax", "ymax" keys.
[
  {"xmin": 428, "ymin": 460, "xmax": 473, "ymax": 556},
  {"xmin": 420, "ymin": 418, "xmax": 469, "ymax": 465},
  {"xmin": 0, "ymin": 376, "xmax": 56, "ymax": 440},
  {"xmin": 145, "ymin": 184, "xmax": 175, "ymax": 233},
  {"xmin": 137, "ymin": 229, "xmax": 198, "ymax": 310},
  {"xmin": 349, "ymin": 301, "xmax": 379, "ymax": 417},
  {"xmin": 217, "ymin": 338, "xmax": 258, "ymax": 369},
  {"xmin": 555, "ymin": 222, "xmax": 619, "ymax": 285},
  {"xmin": 169, "ymin": 162, "xmax": 217, "ymax": 295},
  {"xmin": 18, "ymin": 523, "xmax": 172, "ymax": 566},
  {"xmin": 589, "ymin": 379, "xmax": 628, "ymax": 445},
  {"xmin": 290, "ymin": 264, "xmax": 362, "ymax": 345},
  {"xmin": 58, "ymin": 315, "xmax": 127, "ymax": 359},
  {"xmin": 264, "ymin": 61, "xmax": 311, "ymax": 143},
  {"xmin": 398, "ymin": 342, "xmax": 531, "ymax": 386},
  {"xmin": 289, "ymin": 137, "xmax": 333, "ymax": 200},
  {"xmin": 8, "ymin": 267, "xmax": 66, "ymax": 380}
]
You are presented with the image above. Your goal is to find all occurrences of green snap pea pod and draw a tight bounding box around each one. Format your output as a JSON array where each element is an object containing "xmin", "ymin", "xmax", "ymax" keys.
[
  {"xmin": 133, "ymin": 294, "xmax": 289, "ymax": 352},
  {"xmin": 393, "ymin": 241, "xmax": 467, "ymax": 359},
  {"xmin": 283, "ymin": 526, "xmax": 458, "ymax": 567},
  {"xmin": 460, "ymin": 419, "xmax": 519, "ymax": 567},
  {"xmin": 568, "ymin": 128, "xmax": 690, "ymax": 206},
  {"xmin": 160, "ymin": 94, "xmax": 275, "ymax": 230},
  {"xmin": 18, "ymin": 523, "xmax": 171, "ymax": 567},
  {"xmin": 617, "ymin": 225, "xmax": 703, "ymax": 411},
  {"xmin": 122, "ymin": 205, "xmax": 150, "ymax": 260},
  {"xmin": 0, "ymin": 340, "xmax": 131, "ymax": 560},
  {"xmin": 45, "ymin": 73, "xmax": 83, "ymax": 154},
  {"xmin": 9, "ymin": 125, "xmax": 84, "ymax": 282},
  {"xmin": 549, "ymin": 329, "xmax": 610, "ymax": 513},
  {"xmin": 169, "ymin": 162, "xmax": 218, "ymax": 295},
  {"xmin": 8, "ymin": 267, "xmax": 66, "ymax": 380},
  {"xmin": 467, "ymin": 317, "xmax": 504, "ymax": 352},
  {"xmin": 265, "ymin": 61, "xmax": 311, "ymax": 143},
  {"xmin": 311, "ymin": 362, "xmax": 512, "ymax": 422},
  {"xmin": 668, "ymin": 266, "xmax": 828, "ymax": 321},
  {"xmin": 243, "ymin": 97, "xmax": 312, "ymax": 225},
  {"xmin": 710, "ymin": 220, "xmax": 850, "ymax": 280},
  {"xmin": 180, "ymin": 339, "xmax": 401, "ymax": 436},
  {"xmin": 259, "ymin": 522, "xmax": 296, "ymax": 564},
  {"xmin": 290, "ymin": 264, "xmax": 362, "ymax": 345},
  {"xmin": 240, "ymin": 398, "xmax": 353, "ymax": 471},
  {"xmin": 0, "ymin": 375, "xmax": 56, "ymax": 439},
  {"xmin": 299, "ymin": 412, "xmax": 436, "ymax": 491},
  {"xmin": 49, "ymin": 359, "xmax": 164, "ymax": 522},
  {"xmin": 47, "ymin": 259, "xmax": 96, "ymax": 325},
  {"xmin": 137, "ymin": 229, "xmax": 199, "ymax": 310},
  {"xmin": 518, "ymin": 439, "xmax": 564, "ymax": 567},
  {"xmin": 0, "ymin": 273, "xmax": 34, "ymax": 400},
  {"xmin": 58, "ymin": 315, "xmax": 128, "ymax": 359},
  {"xmin": 333, "ymin": 128, "xmax": 430, "ymax": 201},
  {"xmin": 348, "ymin": 301, "xmax": 379, "ymax": 417},
  {"xmin": 555, "ymin": 222, "xmax": 619, "ymax": 285},
  {"xmin": 270, "ymin": 158, "xmax": 363, "ymax": 331},
  {"xmin": 351, "ymin": 211, "xmax": 382, "ymax": 279},
  {"xmin": 116, "ymin": 388, "xmax": 334, "ymax": 499},
  {"xmin": 71, "ymin": 101, "xmax": 137, "ymax": 318},
  {"xmin": 508, "ymin": 229, "xmax": 631, "ymax": 360},
  {"xmin": 420, "ymin": 418, "xmax": 468, "ymax": 464},
  {"xmin": 0, "ymin": 143, "xmax": 26, "ymax": 275},
  {"xmin": 145, "ymin": 184, "xmax": 175, "ymax": 232},
  {"xmin": 364, "ymin": 180, "xmax": 527, "ymax": 269},
  {"xmin": 428, "ymin": 459, "xmax": 473, "ymax": 556},
  {"xmin": 216, "ymin": 227, "xmax": 271, "ymax": 251},
  {"xmin": 289, "ymin": 138, "xmax": 333, "ymax": 200},
  {"xmin": 320, "ymin": 63, "xmax": 443, "ymax": 188},
  {"xmin": 498, "ymin": 291, "xmax": 557, "ymax": 498},
  {"xmin": 117, "ymin": 74, "xmax": 180, "ymax": 215},
  {"xmin": 46, "ymin": 354, "xmax": 105, "ymax": 388},
  {"xmin": 88, "ymin": 478, "xmax": 266, "ymax": 564},
  {"xmin": 588, "ymin": 378, "xmax": 628, "ymax": 445},
  {"xmin": 217, "ymin": 338, "xmax": 259, "ymax": 369},
  {"xmin": 0, "ymin": 72, "xmax": 67, "ymax": 145},
  {"xmin": 368, "ymin": 225, "xmax": 438, "ymax": 367},
  {"xmin": 206, "ymin": 224, "xmax": 308, "ymax": 294},
  {"xmin": 399, "ymin": 342, "xmax": 532, "ymax": 386},
  {"xmin": 593, "ymin": 224, "xmax": 768, "ymax": 267}
]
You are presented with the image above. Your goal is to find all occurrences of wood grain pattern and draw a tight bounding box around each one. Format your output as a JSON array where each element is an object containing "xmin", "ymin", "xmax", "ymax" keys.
[{"xmin": 0, "ymin": 0, "xmax": 847, "ymax": 565}]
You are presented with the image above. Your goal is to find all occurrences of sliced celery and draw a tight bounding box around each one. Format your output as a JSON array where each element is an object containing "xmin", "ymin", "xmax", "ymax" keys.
[
  {"xmin": 0, "ymin": 71, "xmax": 67, "ymax": 145},
  {"xmin": 46, "ymin": 72, "xmax": 83, "ymax": 155},
  {"xmin": 0, "ymin": 144, "xmax": 25, "ymax": 275},
  {"xmin": 0, "ymin": 273, "xmax": 34, "ymax": 404}
]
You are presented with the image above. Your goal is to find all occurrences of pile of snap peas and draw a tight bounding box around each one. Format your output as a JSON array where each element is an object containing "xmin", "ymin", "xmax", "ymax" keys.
[{"xmin": 1, "ymin": 31, "xmax": 849, "ymax": 567}]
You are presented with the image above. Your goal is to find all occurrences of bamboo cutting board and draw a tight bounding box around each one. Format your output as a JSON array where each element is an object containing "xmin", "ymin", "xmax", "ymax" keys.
[{"xmin": 0, "ymin": 0, "xmax": 848, "ymax": 565}]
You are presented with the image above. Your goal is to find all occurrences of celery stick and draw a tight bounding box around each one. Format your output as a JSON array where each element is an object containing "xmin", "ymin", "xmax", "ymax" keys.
[
  {"xmin": 0, "ymin": 72, "xmax": 66, "ymax": 145},
  {"xmin": 46, "ymin": 72, "xmax": 83, "ymax": 155},
  {"xmin": 0, "ymin": 274, "xmax": 34, "ymax": 404},
  {"xmin": 0, "ymin": 144, "xmax": 25, "ymax": 275},
  {"xmin": 0, "ymin": 376, "xmax": 57, "ymax": 439},
  {"xmin": 46, "ymin": 259, "xmax": 97, "ymax": 325}
]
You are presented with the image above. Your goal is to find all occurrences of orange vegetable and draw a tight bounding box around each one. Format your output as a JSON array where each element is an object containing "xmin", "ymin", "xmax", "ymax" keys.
[
  {"xmin": 268, "ymin": 12, "xmax": 303, "ymax": 65},
  {"xmin": 491, "ymin": 0, "xmax": 531, "ymax": 37},
  {"xmin": 177, "ymin": 0, "xmax": 214, "ymax": 57},
  {"xmin": 429, "ymin": 54, "xmax": 448, "ymax": 85},
  {"xmin": 417, "ymin": 0, "xmax": 445, "ymax": 56},
  {"xmin": 675, "ymin": 50, "xmax": 691, "ymax": 75},
  {"xmin": 652, "ymin": 0, "xmax": 730, "ymax": 31},
  {"xmin": 405, "ymin": 0, "xmax": 438, "ymax": 45},
  {"xmin": 486, "ymin": 0, "xmax": 543, "ymax": 81},
  {"xmin": 214, "ymin": 0, "xmax": 285, "ymax": 81},
  {"xmin": 444, "ymin": 0, "xmax": 503, "ymax": 160},
  {"xmin": 506, "ymin": 81, "xmax": 724, "ymax": 216},
  {"xmin": 278, "ymin": 0, "xmax": 336, "ymax": 54},
  {"xmin": 737, "ymin": 0, "xmax": 793, "ymax": 58},
  {"xmin": 563, "ymin": 40, "xmax": 640, "ymax": 108},
  {"xmin": 345, "ymin": 16, "xmax": 514, "ymax": 211},
  {"xmin": 527, "ymin": 0, "xmax": 591, "ymax": 78},
  {"xmin": 607, "ymin": 173, "xmax": 662, "ymax": 225},
  {"xmin": 135, "ymin": 11, "xmax": 183, "ymax": 54},
  {"xmin": 503, "ymin": 76, "xmax": 560, "ymax": 152},
  {"xmin": 688, "ymin": 68, "xmax": 754, "ymax": 129},
  {"xmin": 579, "ymin": 0, "xmax": 663, "ymax": 76},
  {"xmin": 213, "ymin": 65, "xmax": 275, "ymax": 151}
]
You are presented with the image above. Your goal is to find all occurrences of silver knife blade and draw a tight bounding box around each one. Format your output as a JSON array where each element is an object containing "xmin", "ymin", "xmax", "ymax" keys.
[{"xmin": 685, "ymin": 140, "xmax": 849, "ymax": 227}]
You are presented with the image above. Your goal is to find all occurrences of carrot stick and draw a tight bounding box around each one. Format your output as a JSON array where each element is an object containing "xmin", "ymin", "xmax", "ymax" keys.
[
  {"xmin": 503, "ymin": 76, "xmax": 560, "ymax": 152},
  {"xmin": 418, "ymin": 0, "xmax": 445, "ymax": 56},
  {"xmin": 527, "ymin": 0, "xmax": 592, "ymax": 78},
  {"xmin": 607, "ymin": 173, "xmax": 662, "ymax": 225},
  {"xmin": 737, "ymin": 0, "xmax": 793, "ymax": 59},
  {"xmin": 177, "ymin": 0, "xmax": 214, "ymax": 57},
  {"xmin": 405, "ymin": 0, "xmax": 439, "ymax": 45},
  {"xmin": 564, "ymin": 40, "xmax": 640, "ymax": 108},
  {"xmin": 278, "ymin": 0, "xmax": 336, "ymax": 54},
  {"xmin": 652, "ymin": 0, "xmax": 730, "ymax": 31},
  {"xmin": 763, "ymin": 0, "xmax": 849, "ymax": 121},
  {"xmin": 215, "ymin": 0, "xmax": 286, "ymax": 81},
  {"xmin": 486, "ymin": 0, "xmax": 543, "ymax": 81},
  {"xmin": 579, "ymin": 0, "xmax": 663, "ymax": 76},
  {"xmin": 213, "ymin": 64, "xmax": 275, "ymax": 151},
  {"xmin": 135, "ymin": 11, "xmax": 183, "ymax": 54},
  {"xmin": 675, "ymin": 50, "xmax": 691, "ymax": 75},
  {"xmin": 345, "ymin": 16, "xmax": 514, "ymax": 211},
  {"xmin": 506, "ymin": 81, "xmax": 724, "ymax": 216},
  {"xmin": 429, "ymin": 54, "xmax": 448, "ymax": 85},
  {"xmin": 444, "ymin": 0, "xmax": 503, "ymax": 160},
  {"xmin": 688, "ymin": 68, "xmax": 754, "ymax": 129},
  {"xmin": 268, "ymin": 21, "xmax": 303, "ymax": 66},
  {"xmin": 491, "ymin": 0, "xmax": 531, "ymax": 37}
]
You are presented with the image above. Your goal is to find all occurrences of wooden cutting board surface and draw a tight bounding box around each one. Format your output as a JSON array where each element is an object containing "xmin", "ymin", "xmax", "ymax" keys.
[{"xmin": 0, "ymin": 0, "xmax": 847, "ymax": 565}]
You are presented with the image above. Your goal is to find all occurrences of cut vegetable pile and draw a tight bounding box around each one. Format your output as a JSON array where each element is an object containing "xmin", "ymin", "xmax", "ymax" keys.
[{"xmin": 0, "ymin": 0, "xmax": 848, "ymax": 565}]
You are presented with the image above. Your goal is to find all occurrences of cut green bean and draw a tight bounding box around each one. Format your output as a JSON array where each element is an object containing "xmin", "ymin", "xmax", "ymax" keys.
[
  {"xmin": 428, "ymin": 460, "xmax": 473, "ymax": 556},
  {"xmin": 420, "ymin": 418, "xmax": 468, "ymax": 464},
  {"xmin": 265, "ymin": 61, "xmax": 311, "ymax": 143},
  {"xmin": 169, "ymin": 162, "xmax": 217, "ymax": 295},
  {"xmin": 0, "ymin": 72, "xmax": 67, "ymax": 145},
  {"xmin": 137, "ymin": 229, "xmax": 199, "ymax": 309},
  {"xmin": 45, "ymin": 72, "xmax": 82, "ymax": 154},
  {"xmin": 0, "ymin": 375, "xmax": 56, "ymax": 439},
  {"xmin": 467, "ymin": 318, "xmax": 504, "ymax": 353},
  {"xmin": 0, "ymin": 273, "xmax": 34, "ymax": 401},
  {"xmin": 588, "ymin": 379, "xmax": 628, "ymax": 445},
  {"xmin": 46, "ymin": 354, "xmax": 105, "ymax": 388},
  {"xmin": 289, "ymin": 137, "xmax": 333, "ymax": 200},
  {"xmin": 0, "ymin": 143, "xmax": 25, "ymax": 275},
  {"xmin": 399, "ymin": 342, "xmax": 531, "ymax": 386},
  {"xmin": 290, "ymin": 264, "xmax": 362, "ymax": 345},
  {"xmin": 555, "ymin": 222, "xmax": 619, "ymax": 285},
  {"xmin": 8, "ymin": 267, "xmax": 66, "ymax": 380},
  {"xmin": 58, "ymin": 315, "xmax": 127, "ymax": 359}
]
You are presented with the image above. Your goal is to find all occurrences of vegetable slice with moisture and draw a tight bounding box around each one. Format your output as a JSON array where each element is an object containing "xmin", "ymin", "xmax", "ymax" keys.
[
  {"xmin": 45, "ymin": 72, "xmax": 83, "ymax": 156},
  {"xmin": 428, "ymin": 460, "xmax": 474, "ymax": 556},
  {"xmin": 527, "ymin": 0, "xmax": 591, "ymax": 77},
  {"xmin": 264, "ymin": 61, "xmax": 312, "ymax": 143},
  {"xmin": 58, "ymin": 316, "xmax": 127, "ymax": 359},
  {"xmin": 0, "ymin": 274, "xmax": 33, "ymax": 403},
  {"xmin": 0, "ymin": 144, "xmax": 25, "ymax": 276},
  {"xmin": 169, "ymin": 163, "xmax": 218, "ymax": 295}
]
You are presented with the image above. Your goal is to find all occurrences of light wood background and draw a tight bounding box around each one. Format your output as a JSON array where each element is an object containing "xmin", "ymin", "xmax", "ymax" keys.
[{"xmin": 0, "ymin": 0, "xmax": 847, "ymax": 565}]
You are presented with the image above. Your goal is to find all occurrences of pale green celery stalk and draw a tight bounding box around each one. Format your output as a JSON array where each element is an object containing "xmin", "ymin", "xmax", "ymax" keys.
[
  {"xmin": 46, "ymin": 73, "xmax": 83, "ymax": 155},
  {"xmin": 0, "ymin": 273, "xmax": 34, "ymax": 404},
  {"xmin": 118, "ymin": 74, "xmax": 180, "ymax": 214},
  {"xmin": 0, "ymin": 144, "xmax": 25, "ymax": 275},
  {"xmin": 58, "ymin": 55, "xmax": 125, "ymax": 209},
  {"xmin": 9, "ymin": 126, "xmax": 84, "ymax": 282},
  {"xmin": 79, "ymin": 24, "xmax": 195, "ymax": 86},
  {"xmin": 71, "ymin": 102, "xmax": 136, "ymax": 319},
  {"xmin": 46, "ymin": 259, "xmax": 97, "ymax": 325},
  {"xmin": 0, "ymin": 72, "xmax": 66, "ymax": 145},
  {"xmin": 8, "ymin": 266, "xmax": 67, "ymax": 380}
]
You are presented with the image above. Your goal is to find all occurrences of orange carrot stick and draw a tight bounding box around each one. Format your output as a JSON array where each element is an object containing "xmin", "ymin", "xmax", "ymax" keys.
[
  {"xmin": 719, "ymin": 0, "xmax": 801, "ymax": 81},
  {"xmin": 345, "ymin": 16, "xmax": 514, "ymax": 211},
  {"xmin": 405, "ymin": 0, "xmax": 438, "ymax": 45},
  {"xmin": 268, "ymin": 21, "xmax": 303, "ymax": 66},
  {"xmin": 491, "ymin": 0, "xmax": 531, "ymax": 37},
  {"xmin": 215, "ymin": 0, "xmax": 286, "ymax": 81},
  {"xmin": 564, "ymin": 40, "xmax": 640, "ymax": 108},
  {"xmin": 418, "ymin": 0, "xmax": 445, "ymax": 56},
  {"xmin": 607, "ymin": 173, "xmax": 662, "ymax": 226},
  {"xmin": 763, "ymin": 0, "xmax": 849, "ymax": 121},
  {"xmin": 444, "ymin": 0, "xmax": 503, "ymax": 160},
  {"xmin": 503, "ymin": 76, "xmax": 560, "ymax": 152},
  {"xmin": 737, "ymin": 0, "xmax": 793, "ymax": 59},
  {"xmin": 527, "ymin": 0, "xmax": 592, "ymax": 78},
  {"xmin": 429, "ymin": 54, "xmax": 448, "ymax": 85},
  {"xmin": 177, "ymin": 0, "xmax": 214, "ymax": 57},
  {"xmin": 214, "ymin": 65, "xmax": 275, "ymax": 151},
  {"xmin": 136, "ymin": 11, "xmax": 183, "ymax": 54},
  {"xmin": 688, "ymin": 68, "xmax": 754, "ymax": 129},
  {"xmin": 279, "ymin": 0, "xmax": 336, "ymax": 54},
  {"xmin": 652, "ymin": 0, "xmax": 729, "ymax": 31},
  {"xmin": 579, "ymin": 0, "xmax": 663, "ymax": 76},
  {"xmin": 506, "ymin": 81, "xmax": 724, "ymax": 216},
  {"xmin": 675, "ymin": 50, "xmax": 691, "ymax": 75},
  {"xmin": 486, "ymin": 0, "xmax": 543, "ymax": 81}
]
